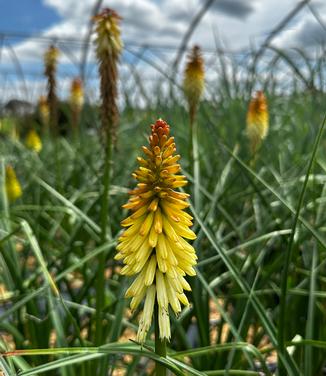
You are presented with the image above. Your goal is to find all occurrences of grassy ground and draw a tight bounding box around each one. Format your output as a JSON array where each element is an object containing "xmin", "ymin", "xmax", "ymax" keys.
[{"xmin": 1, "ymin": 51, "xmax": 326, "ymax": 376}]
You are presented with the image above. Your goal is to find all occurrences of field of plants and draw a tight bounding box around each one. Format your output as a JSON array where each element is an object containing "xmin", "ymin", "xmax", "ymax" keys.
[{"xmin": 1, "ymin": 3, "xmax": 326, "ymax": 376}]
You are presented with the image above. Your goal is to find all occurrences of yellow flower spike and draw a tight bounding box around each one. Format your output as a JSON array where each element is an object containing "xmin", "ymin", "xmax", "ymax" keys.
[
  {"xmin": 183, "ymin": 45, "xmax": 205, "ymax": 124},
  {"xmin": 25, "ymin": 129, "xmax": 42, "ymax": 153},
  {"xmin": 246, "ymin": 90, "xmax": 269, "ymax": 155},
  {"xmin": 117, "ymin": 119, "xmax": 197, "ymax": 342},
  {"xmin": 5, "ymin": 165, "xmax": 22, "ymax": 202}
]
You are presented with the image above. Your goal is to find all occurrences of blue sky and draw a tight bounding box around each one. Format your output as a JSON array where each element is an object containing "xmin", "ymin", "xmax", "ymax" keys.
[{"xmin": 0, "ymin": 0, "xmax": 60, "ymax": 33}]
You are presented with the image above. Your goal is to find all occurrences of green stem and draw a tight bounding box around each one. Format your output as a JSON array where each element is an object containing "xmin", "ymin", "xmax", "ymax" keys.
[
  {"xmin": 95, "ymin": 137, "xmax": 112, "ymax": 347},
  {"xmin": 155, "ymin": 304, "xmax": 167, "ymax": 376},
  {"xmin": 192, "ymin": 118, "xmax": 200, "ymax": 212},
  {"xmin": 189, "ymin": 116, "xmax": 194, "ymax": 171},
  {"xmin": 189, "ymin": 107, "xmax": 200, "ymax": 213}
]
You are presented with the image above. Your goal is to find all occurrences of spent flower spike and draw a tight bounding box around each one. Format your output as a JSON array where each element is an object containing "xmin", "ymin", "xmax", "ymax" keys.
[
  {"xmin": 94, "ymin": 8, "xmax": 123, "ymax": 143},
  {"xmin": 116, "ymin": 119, "xmax": 197, "ymax": 342},
  {"xmin": 44, "ymin": 45, "xmax": 59, "ymax": 132}
]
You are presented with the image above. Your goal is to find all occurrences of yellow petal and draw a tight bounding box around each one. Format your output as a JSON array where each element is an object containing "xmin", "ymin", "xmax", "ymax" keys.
[
  {"xmin": 148, "ymin": 198, "xmax": 159, "ymax": 212},
  {"xmin": 156, "ymin": 234, "xmax": 168, "ymax": 259},
  {"xmin": 157, "ymin": 254, "xmax": 168, "ymax": 273},
  {"xmin": 161, "ymin": 215, "xmax": 179, "ymax": 242},
  {"xmin": 144, "ymin": 255, "xmax": 157, "ymax": 286},
  {"xmin": 125, "ymin": 270, "xmax": 146, "ymax": 298},
  {"xmin": 156, "ymin": 270, "xmax": 168, "ymax": 308},
  {"xmin": 177, "ymin": 293, "xmax": 189, "ymax": 306},
  {"xmin": 139, "ymin": 212, "xmax": 154, "ymax": 236},
  {"xmin": 136, "ymin": 285, "xmax": 156, "ymax": 343},
  {"xmin": 158, "ymin": 306, "xmax": 171, "ymax": 340},
  {"xmin": 130, "ymin": 286, "xmax": 147, "ymax": 311},
  {"xmin": 154, "ymin": 207, "xmax": 163, "ymax": 233},
  {"xmin": 165, "ymin": 277, "xmax": 181, "ymax": 314},
  {"xmin": 148, "ymin": 225, "xmax": 158, "ymax": 247}
]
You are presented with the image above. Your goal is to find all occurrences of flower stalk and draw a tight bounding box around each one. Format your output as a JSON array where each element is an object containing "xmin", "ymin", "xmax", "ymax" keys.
[
  {"xmin": 155, "ymin": 303, "xmax": 167, "ymax": 376},
  {"xmin": 44, "ymin": 45, "xmax": 59, "ymax": 135},
  {"xmin": 183, "ymin": 45, "xmax": 205, "ymax": 211},
  {"xmin": 93, "ymin": 7, "xmax": 122, "ymax": 350}
]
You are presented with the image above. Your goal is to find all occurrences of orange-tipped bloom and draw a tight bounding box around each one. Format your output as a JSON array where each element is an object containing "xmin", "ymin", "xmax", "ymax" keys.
[
  {"xmin": 70, "ymin": 78, "xmax": 84, "ymax": 112},
  {"xmin": 183, "ymin": 45, "xmax": 205, "ymax": 124},
  {"xmin": 5, "ymin": 165, "xmax": 22, "ymax": 202},
  {"xmin": 25, "ymin": 129, "xmax": 42, "ymax": 153},
  {"xmin": 246, "ymin": 91, "xmax": 269, "ymax": 154},
  {"xmin": 116, "ymin": 119, "xmax": 197, "ymax": 342},
  {"xmin": 38, "ymin": 95, "xmax": 49, "ymax": 127}
]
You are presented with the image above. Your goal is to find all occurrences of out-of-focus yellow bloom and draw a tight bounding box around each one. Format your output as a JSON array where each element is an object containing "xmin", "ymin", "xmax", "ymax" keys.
[
  {"xmin": 44, "ymin": 45, "xmax": 59, "ymax": 68},
  {"xmin": 5, "ymin": 165, "xmax": 22, "ymax": 202},
  {"xmin": 116, "ymin": 119, "xmax": 197, "ymax": 342},
  {"xmin": 25, "ymin": 129, "xmax": 42, "ymax": 153},
  {"xmin": 94, "ymin": 8, "xmax": 123, "ymax": 58},
  {"xmin": 246, "ymin": 91, "xmax": 269, "ymax": 154},
  {"xmin": 70, "ymin": 78, "xmax": 84, "ymax": 111},
  {"xmin": 183, "ymin": 45, "xmax": 205, "ymax": 124},
  {"xmin": 38, "ymin": 95, "xmax": 49, "ymax": 126}
]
